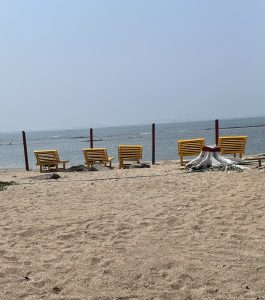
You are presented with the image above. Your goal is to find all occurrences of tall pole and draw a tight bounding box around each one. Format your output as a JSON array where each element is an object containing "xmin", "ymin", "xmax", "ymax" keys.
[
  {"xmin": 90, "ymin": 128, "xmax": 93, "ymax": 148},
  {"xmin": 152, "ymin": 123, "xmax": 155, "ymax": 165},
  {"xmin": 22, "ymin": 131, "xmax": 30, "ymax": 171},
  {"xmin": 215, "ymin": 119, "xmax": 219, "ymax": 145}
]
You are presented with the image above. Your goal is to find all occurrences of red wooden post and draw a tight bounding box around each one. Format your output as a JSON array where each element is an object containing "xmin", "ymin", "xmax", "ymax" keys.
[
  {"xmin": 22, "ymin": 131, "xmax": 30, "ymax": 171},
  {"xmin": 215, "ymin": 119, "xmax": 219, "ymax": 145},
  {"xmin": 90, "ymin": 128, "xmax": 93, "ymax": 148},
  {"xmin": 152, "ymin": 123, "xmax": 155, "ymax": 165}
]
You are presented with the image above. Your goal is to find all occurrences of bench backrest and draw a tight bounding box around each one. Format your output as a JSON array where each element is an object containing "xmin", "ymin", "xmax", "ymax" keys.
[
  {"xmin": 178, "ymin": 138, "xmax": 205, "ymax": 157},
  {"xmin": 34, "ymin": 150, "xmax": 60, "ymax": 164},
  {"xmin": 218, "ymin": 136, "xmax": 247, "ymax": 155},
  {"xmin": 83, "ymin": 148, "xmax": 108, "ymax": 163},
  {"xmin": 118, "ymin": 145, "xmax": 143, "ymax": 160}
]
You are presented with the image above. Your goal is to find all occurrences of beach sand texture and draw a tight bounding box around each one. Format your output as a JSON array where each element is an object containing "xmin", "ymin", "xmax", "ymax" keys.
[{"xmin": 1, "ymin": 162, "xmax": 265, "ymax": 299}]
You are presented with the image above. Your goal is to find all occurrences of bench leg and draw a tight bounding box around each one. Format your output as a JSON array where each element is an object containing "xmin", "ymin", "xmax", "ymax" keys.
[
  {"xmin": 119, "ymin": 159, "xmax": 123, "ymax": 169},
  {"xmin": 180, "ymin": 155, "xmax": 184, "ymax": 166}
]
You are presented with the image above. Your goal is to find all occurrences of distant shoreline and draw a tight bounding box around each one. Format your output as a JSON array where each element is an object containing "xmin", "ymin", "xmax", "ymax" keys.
[{"xmin": 205, "ymin": 124, "xmax": 265, "ymax": 130}]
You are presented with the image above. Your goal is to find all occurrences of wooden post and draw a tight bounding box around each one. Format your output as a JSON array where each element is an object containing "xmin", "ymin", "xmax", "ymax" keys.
[
  {"xmin": 152, "ymin": 123, "xmax": 155, "ymax": 165},
  {"xmin": 90, "ymin": 128, "xmax": 93, "ymax": 148},
  {"xmin": 22, "ymin": 131, "xmax": 30, "ymax": 171},
  {"xmin": 215, "ymin": 119, "xmax": 219, "ymax": 145}
]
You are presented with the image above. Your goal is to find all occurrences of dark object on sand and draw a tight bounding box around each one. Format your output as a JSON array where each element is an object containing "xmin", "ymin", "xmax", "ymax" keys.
[
  {"xmin": 52, "ymin": 287, "xmax": 62, "ymax": 294},
  {"xmin": 29, "ymin": 173, "xmax": 61, "ymax": 180},
  {"xmin": 0, "ymin": 181, "xmax": 17, "ymax": 191},
  {"xmin": 128, "ymin": 162, "xmax": 151, "ymax": 169},
  {"xmin": 66, "ymin": 165, "xmax": 95, "ymax": 172}
]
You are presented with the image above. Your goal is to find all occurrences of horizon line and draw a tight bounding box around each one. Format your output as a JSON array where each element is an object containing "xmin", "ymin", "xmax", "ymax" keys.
[{"xmin": 1, "ymin": 115, "xmax": 265, "ymax": 133}]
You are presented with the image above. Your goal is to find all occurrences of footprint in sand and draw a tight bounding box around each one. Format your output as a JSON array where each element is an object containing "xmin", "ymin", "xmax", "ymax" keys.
[
  {"xmin": 169, "ymin": 273, "xmax": 194, "ymax": 291},
  {"xmin": 88, "ymin": 256, "xmax": 101, "ymax": 265},
  {"xmin": 116, "ymin": 297, "xmax": 139, "ymax": 300}
]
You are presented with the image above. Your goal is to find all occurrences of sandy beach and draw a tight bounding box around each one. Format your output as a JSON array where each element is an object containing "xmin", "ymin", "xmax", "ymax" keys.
[{"xmin": 1, "ymin": 162, "xmax": 265, "ymax": 299}]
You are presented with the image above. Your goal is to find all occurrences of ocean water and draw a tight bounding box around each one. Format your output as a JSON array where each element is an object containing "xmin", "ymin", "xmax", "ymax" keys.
[{"xmin": 0, "ymin": 117, "xmax": 265, "ymax": 169}]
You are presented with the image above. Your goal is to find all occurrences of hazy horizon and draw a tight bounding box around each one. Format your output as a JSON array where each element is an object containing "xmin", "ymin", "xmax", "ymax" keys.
[
  {"xmin": 1, "ymin": 0, "xmax": 265, "ymax": 131},
  {"xmin": 0, "ymin": 115, "xmax": 264, "ymax": 133}
]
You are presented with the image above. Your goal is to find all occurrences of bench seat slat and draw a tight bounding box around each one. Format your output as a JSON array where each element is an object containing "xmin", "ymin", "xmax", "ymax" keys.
[
  {"xmin": 83, "ymin": 148, "xmax": 114, "ymax": 167},
  {"xmin": 177, "ymin": 138, "xmax": 205, "ymax": 166},
  {"xmin": 34, "ymin": 150, "xmax": 69, "ymax": 172},
  {"xmin": 219, "ymin": 136, "xmax": 247, "ymax": 158},
  {"xmin": 118, "ymin": 145, "xmax": 143, "ymax": 169}
]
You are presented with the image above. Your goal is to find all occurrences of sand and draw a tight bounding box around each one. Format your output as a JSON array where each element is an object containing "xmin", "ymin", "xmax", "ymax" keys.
[{"xmin": 1, "ymin": 161, "xmax": 265, "ymax": 300}]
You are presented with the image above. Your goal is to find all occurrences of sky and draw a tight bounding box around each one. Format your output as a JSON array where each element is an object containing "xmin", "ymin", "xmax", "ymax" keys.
[{"xmin": 0, "ymin": 0, "xmax": 265, "ymax": 131}]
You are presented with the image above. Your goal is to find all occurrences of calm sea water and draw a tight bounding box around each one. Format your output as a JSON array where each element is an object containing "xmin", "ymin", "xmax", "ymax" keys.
[{"xmin": 0, "ymin": 117, "xmax": 265, "ymax": 169}]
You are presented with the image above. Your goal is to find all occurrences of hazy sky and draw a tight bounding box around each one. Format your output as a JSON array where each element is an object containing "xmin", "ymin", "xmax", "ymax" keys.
[{"xmin": 1, "ymin": 0, "xmax": 265, "ymax": 131}]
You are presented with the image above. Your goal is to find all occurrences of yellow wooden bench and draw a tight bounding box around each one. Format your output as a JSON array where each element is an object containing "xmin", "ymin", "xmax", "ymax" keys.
[
  {"xmin": 118, "ymin": 145, "xmax": 143, "ymax": 169},
  {"xmin": 218, "ymin": 136, "xmax": 247, "ymax": 158},
  {"xmin": 34, "ymin": 150, "xmax": 69, "ymax": 172},
  {"xmin": 177, "ymin": 138, "xmax": 205, "ymax": 166},
  {"xmin": 83, "ymin": 148, "xmax": 114, "ymax": 167}
]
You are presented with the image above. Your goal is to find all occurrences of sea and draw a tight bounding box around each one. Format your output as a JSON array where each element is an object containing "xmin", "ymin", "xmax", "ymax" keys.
[{"xmin": 0, "ymin": 117, "xmax": 265, "ymax": 169}]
